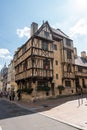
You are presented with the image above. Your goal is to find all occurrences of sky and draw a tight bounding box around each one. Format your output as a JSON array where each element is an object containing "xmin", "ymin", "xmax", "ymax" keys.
[{"xmin": 0, "ymin": 0, "xmax": 87, "ymax": 70}]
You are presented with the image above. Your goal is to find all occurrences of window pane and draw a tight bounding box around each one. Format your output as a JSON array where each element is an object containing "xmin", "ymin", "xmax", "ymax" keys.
[
  {"xmin": 55, "ymin": 60, "xmax": 58, "ymax": 65},
  {"xmin": 67, "ymin": 50, "xmax": 72, "ymax": 59},
  {"xmin": 66, "ymin": 39, "xmax": 71, "ymax": 46},
  {"xmin": 78, "ymin": 66, "xmax": 82, "ymax": 72},
  {"xmin": 53, "ymin": 44, "xmax": 57, "ymax": 50},
  {"xmin": 44, "ymin": 31, "xmax": 49, "ymax": 38},
  {"xmin": 65, "ymin": 80, "xmax": 71, "ymax": 87},
  {"xmin": 67, "ymin": 64, "xmax": 71, "ymax": 72},
  {"xmin": 56, "ymin": 74, "xmax": 58, "ymax": 79},
  {"xmin": 42, "ymin": 41, "xmax": 48, "ymax": 50},
  {"xmin": 43, "ymin": 59, "xmax": 50, "ymax": 69}
]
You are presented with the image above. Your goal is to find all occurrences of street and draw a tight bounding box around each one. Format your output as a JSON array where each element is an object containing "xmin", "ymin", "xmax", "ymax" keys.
[{"xmin": 0, "ymin": 99, "xmax": 80, "ymax": 130}]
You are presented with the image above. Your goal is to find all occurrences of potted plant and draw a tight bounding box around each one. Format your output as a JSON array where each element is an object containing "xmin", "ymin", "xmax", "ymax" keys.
[{"xmin": 57, "ymin": 85, "xmax": 65, "ymax": 95}]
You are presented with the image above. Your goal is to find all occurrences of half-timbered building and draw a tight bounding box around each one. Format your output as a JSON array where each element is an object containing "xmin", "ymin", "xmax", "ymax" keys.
[{"xmin": 14, "ymin": 21, "xmax": 87, "ymax": 100}]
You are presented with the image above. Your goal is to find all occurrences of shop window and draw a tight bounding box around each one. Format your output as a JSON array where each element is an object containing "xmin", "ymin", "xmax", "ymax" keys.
[{"xmin": 65, "ymin": 80, "xmax": 71, "ymax": 87}]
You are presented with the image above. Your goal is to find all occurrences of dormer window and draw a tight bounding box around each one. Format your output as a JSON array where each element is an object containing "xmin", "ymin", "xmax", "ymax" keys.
[{"xmin": 44, "ymin": 31, "xmax": 49, "ymax": 38}]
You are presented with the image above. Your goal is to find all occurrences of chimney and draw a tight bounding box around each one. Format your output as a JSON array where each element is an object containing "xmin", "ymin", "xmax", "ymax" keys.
[
  {"xmin": 31, "ymin": 22, "xmax": 38, "ymax": 36},
  {"xmin": 81, "ymin": 51, "xmax": 86, "ymax": 58},
  {"xmin": 74, "ymin": 47, "xmax": 77, "ymax": 58}
]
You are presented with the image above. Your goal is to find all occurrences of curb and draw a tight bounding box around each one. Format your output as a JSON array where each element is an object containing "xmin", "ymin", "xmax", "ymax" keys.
[{"xmin": 40, "ymin": 113, "xmax": 85, "ymax": 130}]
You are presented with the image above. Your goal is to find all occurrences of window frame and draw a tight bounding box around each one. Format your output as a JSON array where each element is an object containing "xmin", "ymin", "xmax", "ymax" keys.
[
  {"xmin": 67, "ymin": 50, "xmax": 72, "ymax": 59},
  {"xmin": 42, "ymin": 41, "xmax": 48, "ymax": 51},
  {"xmin": 65, "ymin": 80, "xmax": 71, "ymax": 87},
  {"xmin": 66, "ymin": 39, "xmax": 71, "ymax": 46},
  {"xmin": 56, "ymin": 74, "xmax": 58, "ymax": 79}
]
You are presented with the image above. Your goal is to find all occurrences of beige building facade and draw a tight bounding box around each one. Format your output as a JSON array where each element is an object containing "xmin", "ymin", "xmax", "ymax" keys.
[
  {"xmin": 14, "ymin": 21, "xmax": 87, "ymax": 100},
  {"xmin": 7, "ymin": 60, "xmax": 18, "ymax": 91}
]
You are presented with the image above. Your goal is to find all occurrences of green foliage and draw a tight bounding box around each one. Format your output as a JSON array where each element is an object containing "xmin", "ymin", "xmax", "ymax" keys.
[
  {"xmin": 17, "ymin": 88, "xmax": 33, "ymax": 94},
  {"xmin": 37, "ymin": 86, "xmax": 50, "ymax": 92},
  {"xmin": 57, "ymin": 85, "xmax": 65, "ymax": 94},
  {"xmin": 22, "ymin": 88, "xmax": 33, "ymax": 94},
  {"xmin": 57, "ymin": 85, "xmax": 65, "ymax": 91}
]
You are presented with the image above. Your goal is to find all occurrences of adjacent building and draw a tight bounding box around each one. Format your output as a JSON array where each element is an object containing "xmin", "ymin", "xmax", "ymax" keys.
[
  {"xmin": 7, "ymin": 60, "xmax": 17, "ymax": 91},
  {"xmin": 74, "ymin": 49, "xmax": 87, "ymax": 93},
  {"xmin": 0, "ymin": 63, "xmax": 8, "ymax": 91}
]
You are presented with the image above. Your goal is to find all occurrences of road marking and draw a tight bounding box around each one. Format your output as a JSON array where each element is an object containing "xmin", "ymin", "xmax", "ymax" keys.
[{"xmin": 0, "ymin": 126, "xmax": 2, "ymax": 130}]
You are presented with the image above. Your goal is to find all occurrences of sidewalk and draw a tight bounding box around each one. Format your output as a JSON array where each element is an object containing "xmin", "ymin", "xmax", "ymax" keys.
[
  {"xmin": 40, "ymin": 98, "xmax": 87, "ymax": 130},
  {"xmin": 3, "ymin": 95, "xmax": 87, "ymax": 130}
]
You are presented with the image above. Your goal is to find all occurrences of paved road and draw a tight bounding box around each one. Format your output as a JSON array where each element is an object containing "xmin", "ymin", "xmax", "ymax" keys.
[{"xmin": 0, "ymin": 99, "xmax": 80, "ymax": 130}]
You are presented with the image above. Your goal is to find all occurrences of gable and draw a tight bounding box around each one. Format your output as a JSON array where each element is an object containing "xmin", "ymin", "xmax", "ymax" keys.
[{"xmin": 35, "ymin": 22, "xmax": 53, "ymax": 41}]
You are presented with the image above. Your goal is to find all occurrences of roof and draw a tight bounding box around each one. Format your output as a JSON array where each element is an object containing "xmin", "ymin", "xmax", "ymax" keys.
[
  {"xmin": 75, "ymin": 56, "xmax": 87, "ymax": 67},
  {"xmin": 51, "ymin": 27, "xmax": 70, "ymax": 39},
  {"xmin": 35, "ymin": 21, "xmax": 71, "ymax": 40},
  {"xmin": 14, "ymin": 21, "xmax": 72, "ymax": 54}
]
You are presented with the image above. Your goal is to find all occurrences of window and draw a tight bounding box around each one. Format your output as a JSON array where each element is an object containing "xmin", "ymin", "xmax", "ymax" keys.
[
  {"xmin": 82, "ymin": 79, "xmax": 85, "ymax": 85},
  {"xmin": 14, "ymin": 53, "xmax": 18, "ymax": 60},
  {"xmin": 38, "ymin": 81, "xmax": 46, "ymax": 87},
  {"xmin": 78, "ymin": 66, "xmax": 82, "ymax": 72},
  {"xmin": 22, "ymin": 45, "xmax": 26, "ymax": 54},
  {"xmin": 65, "ymin": 80, "xmax": 71, "ymax": 87},
  {"xmin": 53, "ymin": 44, "xmax": 57, "ymax": 50},
  {"xmin": 23, "ymin": 61, "xmax": 27, "ymax": 71},
  {"xmin": 55, "ymin": 60, "xmax": 58, "ymax": 65},
  {"xmin": 43, "ymin": 59, "xmax": 50, "ymax": 70},
  {"xmin": 66, "ymin": 39, "xmax": 71, "ymax": 46},
  {"xmin": 67, "ymin": 50, "xmax": 72, "ymax": 59},
  {"xmin": 56, "ymin": 74, "xmax": 58, "ymax": 79},
  {"xmin": 67, "ymin": 64, "xmax": 71, "ymax": 72},
  {"xmin": 44, "ymin": 31, "xmax": 49, "ymax": 38},
  {"xmin": 42, "ymin": 41, "xmax": 48, "ymax": 50}
]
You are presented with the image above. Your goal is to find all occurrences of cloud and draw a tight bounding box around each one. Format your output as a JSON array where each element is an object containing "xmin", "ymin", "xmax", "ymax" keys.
[
  {"xmin": 74, "ymin": 0, "xmax": 87, "ymax": 12},
  {"xmin": 68, "ymin": 0, "xmax": 87, "ymax": 14},
  {"xmin": 70, "ymin": 19, "xmax": 87, "ymax": 38},
  {"xmin": 16, "ymin": 27, "xmax": 30, "ymax": 38},
  {"xmin": 0, "ymin": 48, "xmax": 13, "ymax": 60}
]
